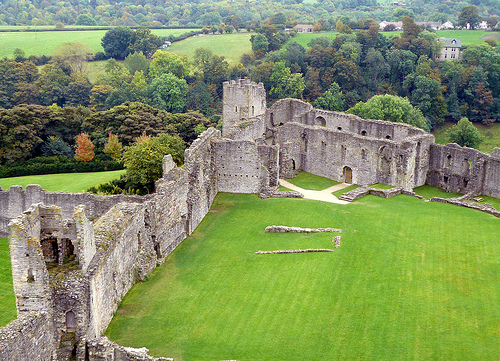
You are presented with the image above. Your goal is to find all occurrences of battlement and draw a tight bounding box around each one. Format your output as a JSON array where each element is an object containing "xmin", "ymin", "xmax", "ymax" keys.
[{"xmin": 223, "ymin": 79, "xmax": 265, "ymax": 91}]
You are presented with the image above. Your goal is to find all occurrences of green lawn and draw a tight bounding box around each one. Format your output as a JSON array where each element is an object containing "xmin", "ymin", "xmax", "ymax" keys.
[
  {"xmin": 164, "ymin": 32, "xmax": 253, "ymax": 66},
  {"xmin": 0, "ymin": 170, "xmax": 125, "ymax": 193},
  {"xmin": 413, "ymin": 185, "xmax": 463, "ymax": 199},
  {"xmin": 332, "ymin": 184, "xmax": 359, "ymax": 197},
  {"xmin": 432, "ymin": 122, "xmax": 500, "ymax": 154},
  {"xmin": 0, "ymin": 28, "xmax": 198, "ymax": 59},
  {"xmin": 285, "ymin": 171, "xmax": 339, "ymax": 190},
  {"xmin": 107, "ymin": 192, "xmax": 500, "ymax": 360},
  {"xmin": 0, "ymin": 237, "xmax": 16, "ymax": 327}
]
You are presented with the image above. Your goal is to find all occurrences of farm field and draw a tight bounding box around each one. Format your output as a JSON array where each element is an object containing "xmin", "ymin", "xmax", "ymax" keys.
[
  {"xmin": 432, "ymin": 121, "xmax": 500, "ymax": 154},
  {"xmin": 106, "ymin": 190, "xmax": 500, "ymax": 360},
  {"xmin": 0, "ymin": 169, "xmax": 125, "ymax": 193},
  {"xmin": 0, "ymin": 237, "xmax": 16, "ymax": 327},
  {"xmin": 164, "ymin": 32, "xmax": 253, "ymax": 66},
  {"xmin": 0, "ymin": 28, "xmax": 199, "ymax": 59}
]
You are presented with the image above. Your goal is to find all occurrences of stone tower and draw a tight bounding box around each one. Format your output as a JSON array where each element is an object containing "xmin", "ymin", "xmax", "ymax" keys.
[{"xmin": 222, "ymin": 79, "xmax": 266, "ymax": 135}]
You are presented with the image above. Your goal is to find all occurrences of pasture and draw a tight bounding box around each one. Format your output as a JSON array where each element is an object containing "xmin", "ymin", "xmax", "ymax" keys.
[
  {"xmin": 432, "ymin": 121, "xmax": 500, "ymax": 154},
  {"xmin": 0, "ymin": 169, "xmax": 125, "ymax": 193},
  {"xmin": 106, "ymin": 190, "xmax": 500, "ymax": 360},
  {"xmin": 0, "ymin": 28, "xmax": 198, "ymax": 59},
  {"xmin": 164, "ymin": 32, "xmax": 254, "ymax": 66}
]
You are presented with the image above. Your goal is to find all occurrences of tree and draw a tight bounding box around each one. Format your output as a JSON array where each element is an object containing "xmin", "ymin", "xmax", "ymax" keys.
[
  {"xmin": 103, "ymin": 132, "xmax": 123, "ymax": 161},
  {"xmin": 315, "ymin": 82, "xmax": 344, "ymax": 111},
  {"xmin": 41, "ymin": 136, "xmax": 74, "ymax": 158},
  {"xmin": 148, "ymin": 73, "xmax": 188, "ymax": 113},
  {"xmin": 128, "ymin": 28, "xmax": 163, "ymax": 57},
  {"xmin": 149, "ymin": 50, "xmax": 190, "ymax": 78},
  {"xmin": 270, "ymin": 61, "xmax": 305, "ymax": 99},
  {"xmin": 64, "ymin": 81, "xmax": 92, "ymax": 107},
  {"xmin": 124, "ymin": 51, "xmax": 150, "ymax": 75},
  {"xmin": 346, "ymin": 94, "xmax": 428, "ymax": 130},
  {"xmin": 251, "ymin": 33, "xmax": 269, "ymax": 53},
  {"xmin": 122, "ymin": 133, "xmax": 185, "ymax": 189},
  {"xmin": 101, "ymin": 27, "xmax": 134, "ymax": 59},
  {"xmin": 76, "ymin": 14, "xmax": 96, "ymax": 26},
  {"xmin": 458, "ymin": 5, "xmax": 481, "ymax": 29},
  {"xmin": 75, "ymin": 132, "xmax": 95, "ymax": 162},
  {"xmin": 447, "ymin": 117, "xmax": 484, "ymax": 148}
]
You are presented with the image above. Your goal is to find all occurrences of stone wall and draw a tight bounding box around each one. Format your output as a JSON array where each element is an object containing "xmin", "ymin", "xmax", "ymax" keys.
[
  {"xmin": 84, "ymin": 336, "xmax": 171, "ymax": 361},
  {"xmin": 0, "ymin": 312, "xmax": 56, "ymax": 361},
  {"xmin": 0, "ymin": 185, "xmax": 145, "ymax": 237},
  {"xmin": 184, "ymin": 128, "xmax": 220, "ymax": 234},
  {"xmin": 214, "ymin": 139, "xmax": 279, "ymax": 194},
  {"xmin": 427, "ymin": 143, "xmax": 500, "ymax": 198}
]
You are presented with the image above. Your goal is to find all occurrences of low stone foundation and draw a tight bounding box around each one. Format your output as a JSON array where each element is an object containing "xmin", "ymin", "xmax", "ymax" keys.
[
  {"xmin": 429, "ymin": 197, "xmax": 500, "ymax": 217},
  {"xmin": 265, "ymin": 226, "xmax": 341, "ymax": 233},
  {"xmin": 84, "ymin": 336, "xmax": 172, "ymax": 361}
]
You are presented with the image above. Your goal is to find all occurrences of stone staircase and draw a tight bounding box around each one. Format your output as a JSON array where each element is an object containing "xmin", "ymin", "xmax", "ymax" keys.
[{"xmin": 338, "ymin": 186, "xmax": 369, "ymax": 202}]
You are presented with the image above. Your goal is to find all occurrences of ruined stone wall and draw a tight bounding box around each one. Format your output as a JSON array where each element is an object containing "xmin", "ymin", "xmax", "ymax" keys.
[
  {"xmin": 265, "ymin": 98, "xmax": 314, "ymax": 128},
  {"xmin": 85, "ymin": 336, "xmax": 171, "ymax": 361},
  {"xmin": 0, "ymin": 312, "xmax": 57, "ymax": 361},
  {"xmin": 223, "ymin": 79, "xmax": 266, "ymax": 134},
  {"xmin": 275, "ymin": 122, "xmax": 432, "ymax": 190},
  {"xmin": 214, "ymin": 139, "xmax": 279, "ymax": 194},
  {"xmin": 0, "ymin": 185, "xmax": 145, "ymax": 237},
  {"xmin": 427, "ymin": 143, "xmax": 500, "ymax": 198},
  {"xmin": 184, "ymin": 128, "xmax": 220, "ymax": 234}
]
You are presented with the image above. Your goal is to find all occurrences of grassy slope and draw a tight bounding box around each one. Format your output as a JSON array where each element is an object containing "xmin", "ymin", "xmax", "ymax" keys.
[
  {"xmin": 106, "ymin": 192, "xmax": 500, "ymax": 361},
  {"xmin": 0, "ymin": 169, "xmax": 125, "ymax": 193},
  {"xmin": 164, "ymin": 32, "xmax": 253, "ymax": 66},
  {"xmin": 0, "ymin": 28, "xmax": 199, "ymax": 59},
  {"xmin": 285, "ymin": 171, "xmax": 338, "ymax": 190},
  {"xmin": 0, "ymin": 237, "xmax": 16, "ymax": 327},
  {"xmin": 432, "ymin": 122, "xmax": 500, "ymax": 154}
]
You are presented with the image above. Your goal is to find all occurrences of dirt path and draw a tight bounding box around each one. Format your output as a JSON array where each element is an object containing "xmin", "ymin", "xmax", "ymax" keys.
[{"xmin": 279, "ymin": 179, "xmax": 351, "ymax": 204}]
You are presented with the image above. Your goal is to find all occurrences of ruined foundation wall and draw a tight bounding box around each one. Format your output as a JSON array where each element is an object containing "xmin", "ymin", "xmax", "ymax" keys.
[
  {"xmin": 0, "ymin": 185, "xmax": 145, "ymax": 237},
  {"xmin": 427, "ymin": 144, "xmax": 500, "ymax": 198},
  {"xmin": 184, "ymin": 128, "xmax": 220, "ymax": 234},
  {"xmin": 0, "ymin": 312, "xmax": 56, "ymax": 361},
  {"xmin": 214, "ymin": 139, "xmax": 279, "ymax": 194}
]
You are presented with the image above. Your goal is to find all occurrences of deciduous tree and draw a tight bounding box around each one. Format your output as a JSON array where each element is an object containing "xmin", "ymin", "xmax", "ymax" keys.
[
  {"xmin": 75, "ymin": 132, "xmax": 95, "ymax": 162},
  {"xmin": 447, "ymin": 117, "xmax": 484, "ymax": 148}
]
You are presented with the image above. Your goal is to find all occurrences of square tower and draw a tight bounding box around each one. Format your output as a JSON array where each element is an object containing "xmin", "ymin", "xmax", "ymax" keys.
[{"xmin": 222, "ymin": 79, "xmax": 267, "ymax": 136}]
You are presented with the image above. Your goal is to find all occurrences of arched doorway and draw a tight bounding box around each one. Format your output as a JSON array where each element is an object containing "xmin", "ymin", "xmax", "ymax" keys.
[
  {"xmin": 343, "ymin": 166, "xmax": 352, "ymax": 184},
  {"xmin": 66, "ymin": 311, "xmax": 76, "ymax": 332},
  {"xmin": 315, "ymin": 116, "xmax": 326, "ymax": 127}
]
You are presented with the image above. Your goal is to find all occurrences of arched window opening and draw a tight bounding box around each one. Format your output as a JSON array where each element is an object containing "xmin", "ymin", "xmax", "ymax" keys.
[
  {"xmin": 251, "ymin": 106, "xmax": 255, "ymax": 116},
  {"xmin": 315, "ymin": 116, "xmax": 326, "ymax": 127},
  {"xmin": 361, "ymin": 130, "xmax": 367, "ymax": 136},
  {"xmin": 234, "ymin": 106, "xmax": 238, "ymax": 113},
  {"xmin": 337, "ymin": 127, "xmax": 342, "ymax": 131},
  {"xmin": 447, "ymin": 154, "xmax": 452, "ymax": 166},
  {"xmin": 361, "ymin": 149, "xmax": 367, "ymax": 160},
  {"xmin": 386, "ymin": 135, "xmax": 391, "ymax": 140}
]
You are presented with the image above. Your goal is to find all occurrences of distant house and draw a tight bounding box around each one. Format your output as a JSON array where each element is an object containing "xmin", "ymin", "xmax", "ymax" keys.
[
  {"xmin": 439, "ymin": 21, "xmax": 454, "ymax": 30},
  {"xmin": 379, "ymin": 20, "xmax": 403, "ymax": 31},
  {"xmin": 436, "ymin": 38, "xmax": 462, "ymax": 61},
  {"xmin": 416, "ymin": 21, "xmax": 441, "ymax": 30},
  {"xmin": 391, "ymin": 2, "xmax": 407, "ymax": 6},
  {"xmin": 294, "ymin": 24, "xmax": 314, "ymax": 33},
  {"xmin": 159, "ymin": 41, "xmax": 172, "ymax": 49}
]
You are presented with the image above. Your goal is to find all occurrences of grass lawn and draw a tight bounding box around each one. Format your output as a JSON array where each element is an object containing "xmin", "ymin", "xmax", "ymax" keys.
[
  {"xmin": 165, "ymin": 32, "xmax": 253, "ymax": 66},
  {"xmin": 0, "ymin": 169, "xmax": 125, "ymax": 193},
  {"xmin": 285, "ymin": 171, "xmax": 339, "ymax": 190},
  {"xmin": 106, "ymin": 192, "xmax": 500, "ymax": 360},
  {"xmin": 0, "ymin": 237, "xmax": 16, "ymax": 327},
  {"xmin": 332, "ymin": 184, "xmax": 358, "ymax": 197},
  {"xmin": 433, "ymin": 122, "xmax": 500, "ymax": 154},
  {"xmin": 0, "ymin": 28, "xmax": 198, "ymax": 59},
  {"xmin": 413, "ymin": 185, "xmax": 463, "ymax": 199}
]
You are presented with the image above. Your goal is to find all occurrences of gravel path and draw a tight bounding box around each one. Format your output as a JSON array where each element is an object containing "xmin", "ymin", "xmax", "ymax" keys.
[{"xmin": 278, "ymin": 180, "xmax": 351, "ymax": 204}]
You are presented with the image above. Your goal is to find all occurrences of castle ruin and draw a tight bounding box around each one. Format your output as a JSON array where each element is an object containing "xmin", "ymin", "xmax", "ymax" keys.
[{"xmin": 0, "ymin": 79, "xmax": 499, "ymax": 360}]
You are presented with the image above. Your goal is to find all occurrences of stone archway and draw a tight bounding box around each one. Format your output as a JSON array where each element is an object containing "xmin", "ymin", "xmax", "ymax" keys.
[
  {"xmin": 343, "ymin": 166, "xmax": 352, "ymax": 184},
  {"xmin": 315, "ymin": 116, "xmax": 326, "ymax": 127}
]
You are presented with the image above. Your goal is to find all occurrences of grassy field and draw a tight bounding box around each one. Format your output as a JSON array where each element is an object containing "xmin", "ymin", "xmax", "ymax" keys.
[
  {"xmin": 0, "ymin": 170, "xmax": 125, "ymax": 193},
  {"xmin": 0, "ymin": 237, "xmax": 16, "ymax": 327},
  {"xmin": 106, "ymin": 191, "xmax": 500, "ymax": 360},
  {"xmin": 332, "ymin": 184, "xmax": 358, "ymax": 197},
  {"xmin": 285, "ymin": 171, "xmax": 338, "ymax": 190},
  {"xmin": 0, "ymin": 28, "xmax": 198, "ymax": 59},
  {"xmin": 164, "ymin": 32, "xmax": 253, "ymax": 66},
  {"xmin": 432, "ymin": 122, "xmax": 500, "ymax": 154},
  {"xmin": 413, "ymin": 185, "xmax": 463, "ymax": 199}
]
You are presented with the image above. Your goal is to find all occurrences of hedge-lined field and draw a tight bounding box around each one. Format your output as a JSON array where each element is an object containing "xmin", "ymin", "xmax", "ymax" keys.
[
  {"xmin": 0, "ymin": 28, "xmax": 199, "ymax": 58},
  {"xmin": 0, "ymin": 169, "xmax": 125, "ymax": 193},
  {"xmin": 107, "ymin": 191, "xmax": 500, "ymax": 360}
]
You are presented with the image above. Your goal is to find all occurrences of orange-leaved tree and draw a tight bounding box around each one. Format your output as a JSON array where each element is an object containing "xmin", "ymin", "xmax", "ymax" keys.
[{"xmin": 75, "ymin": 132, "xmax": 95, "ymax": 162}]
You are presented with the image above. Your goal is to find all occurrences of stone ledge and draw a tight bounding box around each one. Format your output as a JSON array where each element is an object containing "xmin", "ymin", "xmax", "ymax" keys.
[
  {"xmin": 256, "ymin": 249, "xmax": 334, "ymax": 254},
  {"xmin": 265, "ymin": 225, "xmax": 341, "ymax": 233}
]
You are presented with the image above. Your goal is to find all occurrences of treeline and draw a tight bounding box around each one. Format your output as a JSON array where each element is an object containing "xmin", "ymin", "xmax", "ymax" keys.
[
  {"xmin": 0, "ymin": 0, "xmax": 498, "ymax": 28},
  {"xmin": 0, "ymin": 102, "xmax": 217, "ymax": 167}
]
